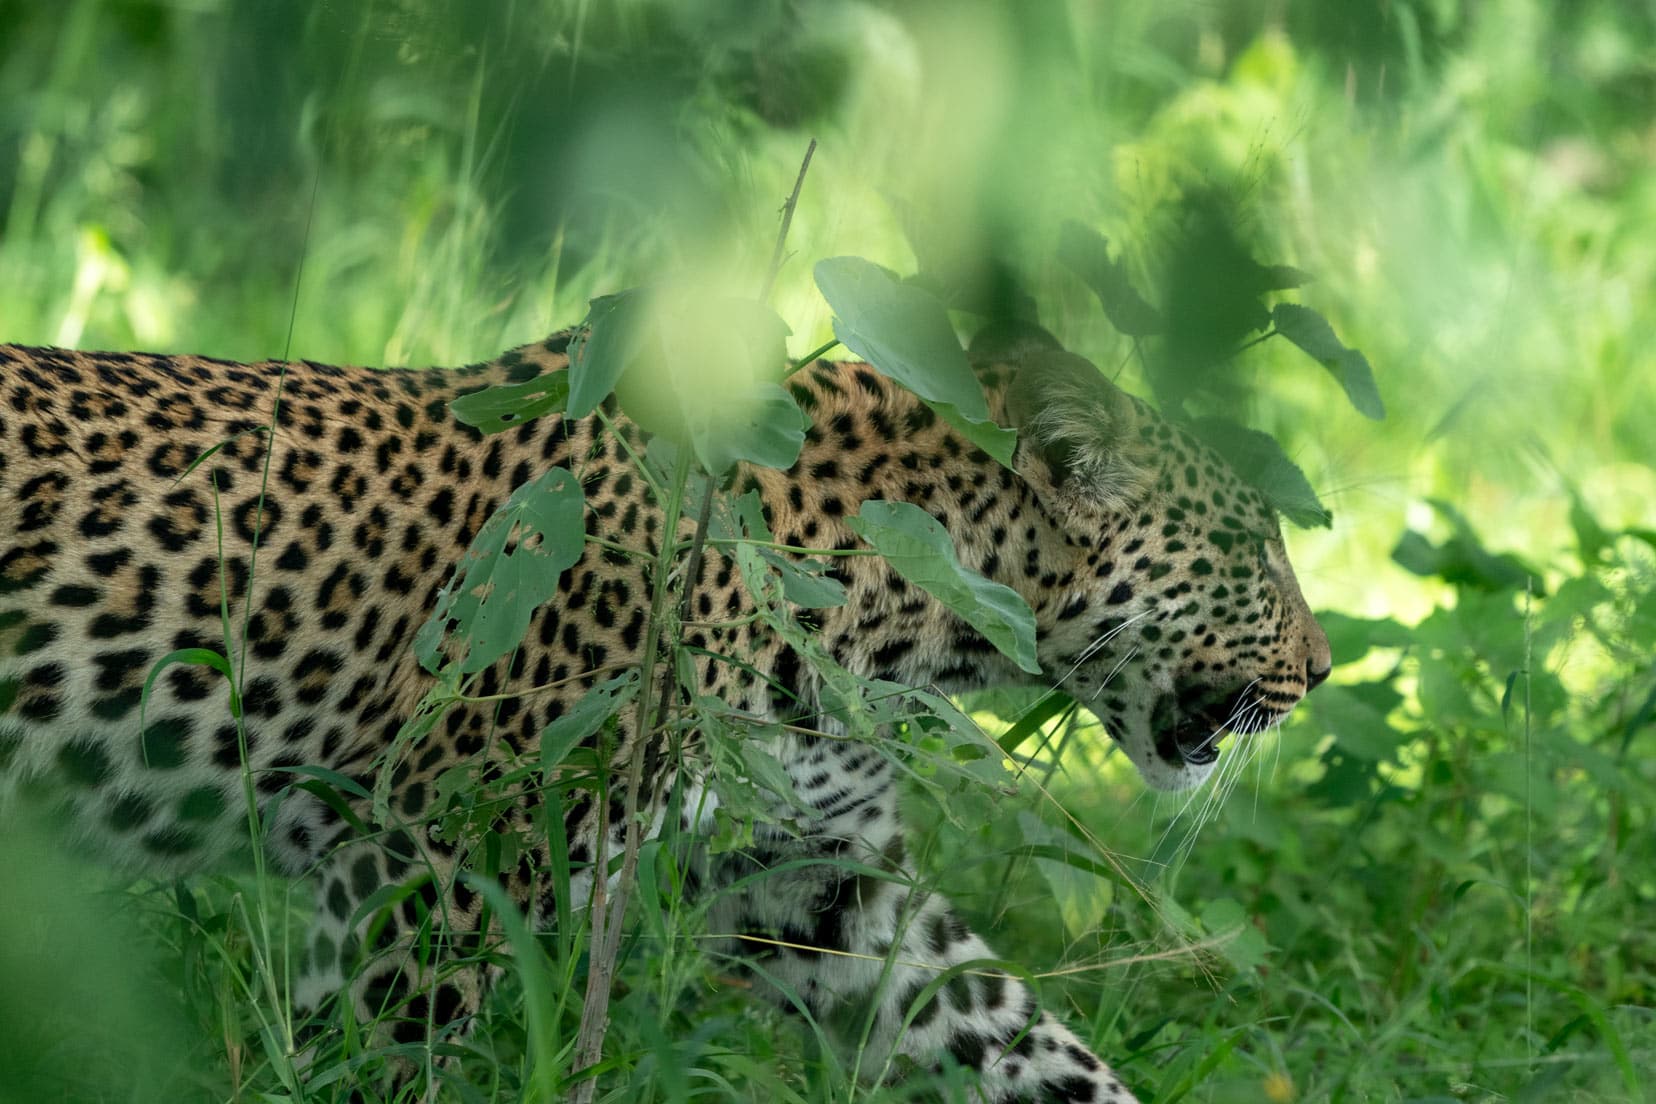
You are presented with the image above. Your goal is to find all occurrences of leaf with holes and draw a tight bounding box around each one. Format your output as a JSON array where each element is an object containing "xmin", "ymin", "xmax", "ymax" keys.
[
  {"xmin": 847, "ymin": 500, "xmax": 1039, "ymax": 674},
  {"xmin": 414, "ymin": 466, "xmax": 586, "ymax": 675},
  {"xmin": 450, "ymin": 373, "xmax": 569, "ymax": 435},
  {"xmin": 566, "ymin": 291, "xmax": 651, "ymax": 418},
  {"xmin": 814, "ymin": 257, "xmax": 1017, "ymax": 468}
]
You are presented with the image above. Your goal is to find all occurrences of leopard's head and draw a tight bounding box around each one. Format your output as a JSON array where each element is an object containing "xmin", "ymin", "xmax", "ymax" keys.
[{"xmin": 978, "ymin": 323, "xmax": 1332, "ymax": 791}]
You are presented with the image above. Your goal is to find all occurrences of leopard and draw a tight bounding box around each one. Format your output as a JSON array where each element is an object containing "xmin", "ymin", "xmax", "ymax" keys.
[{"xmin": 0, "ymin": 318, "xmax": 1331, "ymax": 1103}]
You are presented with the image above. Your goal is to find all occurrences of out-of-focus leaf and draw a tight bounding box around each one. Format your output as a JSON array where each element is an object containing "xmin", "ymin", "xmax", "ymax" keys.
[
  {"xmin": 1271, "ymin": 303, "xmax": 1385, "ymax": 420},
  {"xmin": 1261, "ymin": 264, "xmax": 1316, "ymax": 289},
  {"xmin": 1567, "ymin": 489, "xmax": 1612, "ymax": 563},
  {"xmin": 1057, "ymin": 219, "xmax": 1164, "ymax": 337},
  {"xmin": 1316, "ymin": 610, "xmax": 1416, "ymax": 666},
  {"xmin": 1391, "ymin": 500, "xmax": 1542, "ymax": 594},
  {"xmin": 1193, "ymin": 418, "xmax": 1332, "ymax": 528}
]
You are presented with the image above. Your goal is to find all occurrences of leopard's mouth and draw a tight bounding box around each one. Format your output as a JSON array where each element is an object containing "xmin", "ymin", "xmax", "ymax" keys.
[{"xmin": 1151, "ymin": 686, "xmax": 1256, "ymax": 767}]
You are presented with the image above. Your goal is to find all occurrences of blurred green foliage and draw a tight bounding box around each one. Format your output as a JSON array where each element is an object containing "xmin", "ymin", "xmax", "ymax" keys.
[{"xmin": 1, "ymin": 0, "xmax": 1651, "ymax": 1101}]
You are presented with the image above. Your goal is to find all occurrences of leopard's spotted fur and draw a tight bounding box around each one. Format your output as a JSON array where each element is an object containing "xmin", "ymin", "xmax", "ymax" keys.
[{"xmin": 0, "ymin": 325, "xmax": 1330, "ymax": 1102}]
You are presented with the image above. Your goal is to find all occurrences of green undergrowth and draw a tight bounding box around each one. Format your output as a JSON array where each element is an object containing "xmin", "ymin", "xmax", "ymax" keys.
[{"xmin": 1, "ymin": 2, "xmax": 1651, "ymax": 1102}]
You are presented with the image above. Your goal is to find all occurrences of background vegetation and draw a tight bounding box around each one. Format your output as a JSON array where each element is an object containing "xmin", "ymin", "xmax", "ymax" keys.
[{"xmin": 1, "ymin": 0, "xmax": 1651, "ymax": 1101}]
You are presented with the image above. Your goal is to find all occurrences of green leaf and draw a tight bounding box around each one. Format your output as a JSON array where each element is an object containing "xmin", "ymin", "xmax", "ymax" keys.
[
  {"xmin": 566, "ymin": 291, "xmax": 650, "ymax": 418},
  {"xmin": 903, "ymin": 686, "xmax": 1016, "ymax": 791},
  {"xmin": 604, "ymin": 292, "xmax": 800, "ymax": 475},
  {"xmin": 1306, "ymin": 684, "xmax": 1397, "ymax": 762},
  {"xmin": 757, "ymin": 548, "xmax": 847, "ymax": 608},
  {"xmin": 141, "ymin": 647, "xmax": 240, "ymax": 724},
  {"xmin": 414, "ymin": 466, "xmax": 586, "ymax": 675},
  {"xmin": 1390, "ymin": 500, "xmax": 1541, "ymax": 594},
  {"xmin": 1057, "ymin": 220, "xmax": 1164, "ymax": 337},
  {"xmin": 685, "ymin": 381, "xmax": 808, "ymax": 475},
  {"xmin": 1192, "ymin": 418, "xmax": 1332, "ymax": 528},
  {"xmin": 1567, "ymin": 488, "xmax": 1612, "ymax": 563},
  {"xmin": 450, "ymin": 372, "xmax": 569, "ymax": 435},
  {"xmin": 1270, "ymin": 304, "xmax": 1385, "ymax": 419},
  {"xmin": 1261, "ymin": 264, "xmax": 1315, "ymax": 290},
  {"xmin": 993, "ymin": 691, "xmax": 1075, "ymax": 756},
  {"xmin": 814, "ymin": 256, "xmax": 1017, "ymax": 468},
  {"xmin": 541, "ymin": 672, "xmax": 639, "ymax": 775},
  {"xmin": 1315, "ymin": 610, "xmax": 1415, "ymax": 666},
  {"xmin": 846, "ymin": 500, "xmax": 1040, "ymax": 674}
]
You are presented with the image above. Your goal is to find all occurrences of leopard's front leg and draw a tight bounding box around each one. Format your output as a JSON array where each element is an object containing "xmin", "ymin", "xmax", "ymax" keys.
[{"xmin": 705, "ymin": 735, "xmax": 1140, "ymax": 1103}]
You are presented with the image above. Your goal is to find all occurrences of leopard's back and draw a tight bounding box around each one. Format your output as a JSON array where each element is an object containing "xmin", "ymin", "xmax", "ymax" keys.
[{"xmin": 0, "ymin": 340, "xmax": 574, "ymax": 872}]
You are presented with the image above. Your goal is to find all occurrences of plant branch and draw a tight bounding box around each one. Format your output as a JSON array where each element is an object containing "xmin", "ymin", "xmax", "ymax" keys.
[
  {"xmin": 566, "ymin": 138, "xmax": 819, "ymax": 1101},
  {"xmin": 758, "ymin": 137, "xmax": 816, "ymax": 306}
]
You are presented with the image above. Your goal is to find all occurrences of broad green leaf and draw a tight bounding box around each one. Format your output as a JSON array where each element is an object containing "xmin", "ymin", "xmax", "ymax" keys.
[
  {"xmin": 1315, "ymin": 611, "xmax": 1415, "ymax": 666},
  {"xmin": 1306, "ymin": 684, "xmax": 1396, "ymax": 762},
  {"xmin": 1193, "ymin": 418, "xmax": 1332, "ymax": 528},
  {"xmin": 1057, "ymin": 220, "xmax": 1164, "ymax": 337},
  {"xmin": 567, "ymin": 291, "xmax": 650, "ymax": 417},
  {"xmin": 846, "ymin": 500, "xmax": 1040, "ymax": 674},
  {"xmin": 541, "ymin": 672, "xmax": 639, "ymax": 775},
  {"xmin": 1271, "ymin": 304, "xmax": 1385, "ymax": 420},
  {"xmin": 607, "ymin": 292, "xmax": 799, "ymax": 474},
  {"xmin": 414, "ymin": 466, "xmax": 586, "ymax": 674},
  {"xmin": 814, "ymin": 256, "xmax": 1017, "ymax": 469},
  {"xmin": 450, "ymin": 372, "xmax": 569, "ymax": 435},
  {"xmin": 685, "ymin": 381, "xmax": 808, "ymax": 475},
  {"xmin": 1019, "ymin": 812, "xmax": 1111, "ymax": 938}
]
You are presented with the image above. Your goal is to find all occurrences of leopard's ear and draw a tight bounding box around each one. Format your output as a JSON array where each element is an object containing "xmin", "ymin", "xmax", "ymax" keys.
[{"xmin": 1004, "ymin": 350, "xmax": 1155, "ymax": 514}]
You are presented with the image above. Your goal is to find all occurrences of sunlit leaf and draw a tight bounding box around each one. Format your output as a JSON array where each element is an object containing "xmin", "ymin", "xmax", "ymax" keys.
[
  {"xmin": 608, "ymin": 292, "xmax": 800, "ymax": 474},
  {"xmin": 814, "ymin": 256, "xmax": 1017, "ymax": 468}
]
